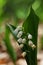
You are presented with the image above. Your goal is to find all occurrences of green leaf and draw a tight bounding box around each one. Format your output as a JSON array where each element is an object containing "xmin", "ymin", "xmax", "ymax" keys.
[
  {"xmin": 0, "ymin": 0, "xmax": 7, "ymax": 16},
  {"xmin": 32, "ymin": 0, "xmax": 41, "ymax": 11},
  {"xmin": 23, "ymin": 7, "xmax": 39, "ymax": 65},
  {"xmin": 32, "ymin": 0, "xmax": 43, "ymax": 21},
  {"xmin": 4, "ymin": 24, "xmax": 17, "ymax": 63},
  {"xmin": 6, "ymin": 24, "xmax": 17, "ymax": 39}
]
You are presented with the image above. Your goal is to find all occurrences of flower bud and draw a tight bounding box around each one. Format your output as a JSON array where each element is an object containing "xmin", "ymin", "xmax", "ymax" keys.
[
  {"xmin": 21, "ymin": 52, "xmax": 26, "ymax": 57},
  {"xmin": 22, "ymin": 38, "xmax": 26, "ymax": 44},
  {"xmin": 17, "ymin": 31, "xmax": 23, "ymax": 38},
  {"xmin": 17, "ymin": 38, "xmax": 22, "ymax": 43},
  {"xmin": 28, "ymin": 34, "xmax": 32, "ymax": 39},
  {"xmin": 17, "ymin": 26, "xmax": 22, "ymax": 31},
  {"xmin": 19, "ymin": 44, "xmax": 24, "ymax": 48},
  {"xmin": 28, "ymin": 40, "xmax": 33, "ymax": 47},
  {"xmin": 32, "ymin": 44, "xmax": 36, "ymax": 50}
]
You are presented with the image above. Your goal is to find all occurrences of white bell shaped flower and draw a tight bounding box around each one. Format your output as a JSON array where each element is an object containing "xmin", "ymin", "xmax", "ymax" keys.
[
  {"xmin": 17, "ymin": 26, "xmax": 22, "ymax": 31},
  {"xmin": 17, "ymin": 31, "xmax": 23, "ymax": 38},
  {"xmin": 28, "ymin": 40, "xmax": 33, "ymax": 47},
  {"xmin": 28, "ymin": 34, "xmax": 32, "ymax": 39},
  {"xmin": 19, "ymin": 44, "xmax": 24, "ymax": 48},
  {"xmin": 17, "ymin": 38, "xmax": 22, "ymax": 43},
  {"xmin": 21, "ymin": 52, "xmax": 26, "ymax": 57},
  {"xmin": 32, "ymin": 44, "xmax": 36, "ymax": 50},
  {"xmin": 22, "ymin": 38, "xmax": 26, "ymax": 44}
]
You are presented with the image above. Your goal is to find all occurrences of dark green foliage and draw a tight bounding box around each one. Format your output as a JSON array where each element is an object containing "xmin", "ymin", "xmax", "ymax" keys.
[
  {"xmin": 23, "ymin": 7, "xmax": 39, "ymax": 65},
  {"xmin": 2, "ymin": 0, "xmax": 43, "ymax": 20},
  {"xmin": 4, "ymin": 0, "xmax": 34, "ymax": 14},
  {"xmin": 32, "ymin": 0, "xmax": 43, "ymax": 21},
  {"xmin": 0, "ymin": 0, "xmax": 43, "ymax": 24},
  {"xmin": 0, "ymin": 0, "xmax": 35, "ymax": 20}
]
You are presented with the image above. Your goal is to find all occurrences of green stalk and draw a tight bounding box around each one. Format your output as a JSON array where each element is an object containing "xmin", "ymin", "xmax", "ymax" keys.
[{"xmin": 4, "ymin": 25, "xmax": 17, "ymax": 64}]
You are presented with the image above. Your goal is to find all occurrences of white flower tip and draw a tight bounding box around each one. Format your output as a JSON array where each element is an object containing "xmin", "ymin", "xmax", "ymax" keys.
[
  {"xmin": 17, "ymin": 34, "xmax": 20, "ymax": 38},
  {"xmin": 19, "ymin": 31, "xmax": 23, "ymax": 34},
  {"xmin": 19, "ymin": 44, "xmax": 24, "ymax": 48},
  {"xmin": 17, "ymin": 38, "xmax": 22, "ymax": 43},
  {"xmin": 32, "ymin": 44, "xmax": 36, "ymax": 50},
  {"xmin": 21, "ymin": 52, "xmax": 26, "ymax": 57},
  {"xmin": 28, "ymin": 34, "xmax": 32, "ymax": 39},
  {"xmin": 17, "ymin": 26, "xmax": 22, "ymax": 31},
  {"xmin": 28, "ymin": 40, "xmax": 33, "ymax": 46},
  {"xmin": 17, "ymin": 31, "xmax": 23, "ymax": 38},
  {"xmin": 13, "ymin": 29, "xmax": 18, "ymax": 35},
  {"xmin": 22, "ymin": 38, "xmax": 26, "ymax": 43}
]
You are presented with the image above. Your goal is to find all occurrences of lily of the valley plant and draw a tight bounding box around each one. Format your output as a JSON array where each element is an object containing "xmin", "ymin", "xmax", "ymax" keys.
[{"xmin": 4, "ymin": 7, "xmax": 39, "ymax": 65}]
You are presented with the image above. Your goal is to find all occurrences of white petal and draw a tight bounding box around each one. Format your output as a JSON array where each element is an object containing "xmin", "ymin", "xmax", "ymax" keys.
[
  {"xmin": 28, "ymin": 34, "xmax": 32, "ymax": 39},
  {"xmin": 22, "ymin": 38, "xmax": 26, "ymax": 43},
  {"xmin": 21, "ymin": 52, "xmax": 26, "ymax": 57},
  {"xmin": 28, "ymin": 40, "xmax": 33, "ymax": 46},
  {"xmin": 17, "ymin": 31, "xmax": 23, "ymax": 38},
  {"xmin": 17, "ymin": 26, "xmax": 22, "ymax": 31},
  {"xmin": 17, "ymin": 38, "xmax": 22, "ymax": 43},
  {"xmin": 19, "ymin": 44, "xmax": 24, "ymax": 48},
  {"xmin": 32, "ymin": 44, "xmax": 36, "ymax": 50}
]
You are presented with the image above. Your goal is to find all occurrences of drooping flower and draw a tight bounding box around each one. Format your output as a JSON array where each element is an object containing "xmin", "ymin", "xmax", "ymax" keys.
[
  {"xmin": 28, "ymin": 34, "xmax": 32, "ymax": 39},
  {"xmin": 17, "ymin": 31, "xmax": 23, "ymax": 38},
  {"xmin": 22, "ymin": 38, "xmax": 26, "ymax": 44},
  {"xmin": 17, "ymin": 26, "xmax": 22, "ymax": 31},
  {"xmin": 19, "ymin": 44, "xmax": 24, "ymax": 48},
  {"xmin": 17, "ymin": 38, "xmax": 22, "ymax": 43},
  {"xmin": 32, "ymin": 44, "xmax": 36, "ymax": 50},
  {"xmin": 28, "ymin": 40, "xmax": 33, "ymax": 47},
  {"xmin": 21, "ymin": 52, "xmax": 26, "ymax": 57}
]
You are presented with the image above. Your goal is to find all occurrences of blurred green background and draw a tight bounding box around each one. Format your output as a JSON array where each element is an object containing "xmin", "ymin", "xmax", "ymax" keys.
[
  {"xmin": 0, "ymin": 1, "xmax": 43, "ymax": 65},
  {"xmin": 0, "ymin": 0, "xmax": 43, "ymax": 24},
  {"xmin": 0, "ymin": 0, "xmax": 43, "ymax": 49}
]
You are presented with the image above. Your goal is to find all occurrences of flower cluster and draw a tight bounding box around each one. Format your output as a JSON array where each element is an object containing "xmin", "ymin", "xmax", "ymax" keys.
[{"xmin": 13, "ymin": 26, "xmax": 36, "ymax": 57}]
